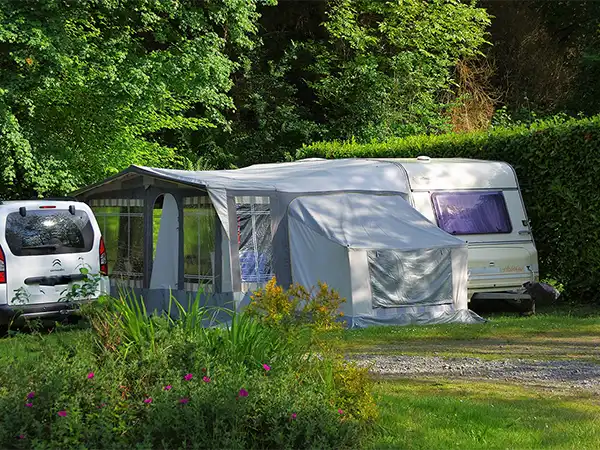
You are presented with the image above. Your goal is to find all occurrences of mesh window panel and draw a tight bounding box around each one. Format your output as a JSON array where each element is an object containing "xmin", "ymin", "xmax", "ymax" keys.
[
  {"xmin": 368, "ymin": 248, "xmax": 453, "ymax": 308},
  {"xmin": 91, "ymin": 199, "xmax": 144, "ymax": 288},
  {"xmin": 235, "ymin": 197, "xmax": 273, "ymax": 287}
]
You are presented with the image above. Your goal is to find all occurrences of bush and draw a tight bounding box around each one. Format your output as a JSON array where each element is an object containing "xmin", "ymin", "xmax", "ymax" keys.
[
  {"xmin": 246, "ymin": 277, "xmax": 346, "ymax": 331},
  {"xmin": 297, "ymin": 115, "xmax": 600, "ymax": 303},
  {"xmin": 0, "ymin": 291, "xmax": 375, "ymax": 449},
  {"xmin": 246, "ymin": 277, "xmax": 346, "ymax": 332},
  {"xmin": 244, "ymin": 279, "xmax": 376, "ymax": 423}
]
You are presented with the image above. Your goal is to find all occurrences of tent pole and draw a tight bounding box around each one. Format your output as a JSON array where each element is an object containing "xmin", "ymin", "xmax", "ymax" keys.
[
  {"xmin": 214, "ymin": 212, "xmax": 223, "ymax": 293},
  {"xmin": 176, "ymin": 193, "xmax": 185, "ymax": 291},
  {"xmin": 143, "ymin": 187, "xmax": 154, "ymax": 289}
]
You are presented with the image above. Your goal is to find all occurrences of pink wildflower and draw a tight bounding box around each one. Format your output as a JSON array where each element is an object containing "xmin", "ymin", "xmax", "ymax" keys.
[
  {"xmin": 202, "ymin": 376, "xmax": 211, "ymax": 383},
  {"xmin": 238, "ymin": 388, "xmax": 249, "ymax": 398},
  {"xmin": 26, "ymin": 392, "xmax": 35, "ymax": 399},
  {"xmin": 57, "ymin": 410, "xmax": 67, "ymax": 417},
  {"xmin": 17, "ymin": 434, "xmax": 25, "ymax": 440},
  {"xmin": 25, "ymin": 403, "xmax": 33, "ymax": 408},
  {"xmin": 291, "ymin": 413, "xmax": 297, "ymax": 420},
  {"xmin": 87, "ymin": 372, "xmax": 95, "ymax": 379},
  {"xmin": 179, "ymin": 397, "xmax": 189, "ymax": 404},
  {"xmin": 338, "ymin": 409, "xmax": 344, "ymax": 415},
  {"xmin": 164, "ymin": 385, "xmax": 172, "ymax": 391},
  {"xmin": 262, "ymin": 364, "xmax": 271, "ymax": 372},
  {"xmin": 144, "ymin": 398, "xmax": 153, "ymax": 404},
  {"xmin": 184, "ymin": 373, "xmax": 193, "ymax": 381}
]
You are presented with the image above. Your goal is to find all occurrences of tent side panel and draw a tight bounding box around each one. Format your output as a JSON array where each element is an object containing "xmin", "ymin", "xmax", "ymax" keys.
[
  {"xmin": 289, "ymin": 217, "xmax": 353, "ymax": 318},
  {"xmin": 220, "ymin": 222, "xmax": 233, "ymax": 292},
  {"xmin": 271, "ymin": 195, "xmax": 293, "ymax": 288},
  {"xmin": 205, "ymin": 188, "xmax": 228, "ymax": 239},
  {"xmin": 348, "ymin": 250, "xmax": 373, "ymax": 318},
  {"xmin": 150, "ymin": 193, "xmax": 179, "ymax": 290},
  {"xmin": 351, "ymin": 304, "xmax": 483, "ymax": 328},
  {"xmin": 451, "ymin": 247, "xmax": 469, "ymax": 310}
]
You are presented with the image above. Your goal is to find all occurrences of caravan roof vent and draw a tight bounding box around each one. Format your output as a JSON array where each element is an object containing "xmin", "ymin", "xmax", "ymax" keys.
[{"xmin": 416, "ymin": 155, "xmax": 431, "ymax": 162}]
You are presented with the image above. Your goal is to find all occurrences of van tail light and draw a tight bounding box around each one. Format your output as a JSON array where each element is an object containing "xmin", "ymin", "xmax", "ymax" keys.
[
  {"xmin": 99, "ymin": 237, "xmax": 108, "ymax": 276},
  {"xmin": 0, "ymin": 245, "xmax": 6, "ymax": 284}
]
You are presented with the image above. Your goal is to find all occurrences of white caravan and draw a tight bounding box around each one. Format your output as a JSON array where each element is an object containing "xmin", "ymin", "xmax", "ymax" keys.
[
  {"xmin": 372, "ymin": 157, "xmax": 539, "ymax": 303},
  {"xmin": 0, "ymin": 199, "xmax": 108, "ymax": 324}
]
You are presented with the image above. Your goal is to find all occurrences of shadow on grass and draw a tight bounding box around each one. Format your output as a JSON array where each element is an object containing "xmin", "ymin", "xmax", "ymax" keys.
[
  {"xmin": 371, "ymin": 379, "xmax": 600, "ymax": 450},
  {"xmin": 327, "ymin": 310, "xmax": 600, "ymax": 349}
]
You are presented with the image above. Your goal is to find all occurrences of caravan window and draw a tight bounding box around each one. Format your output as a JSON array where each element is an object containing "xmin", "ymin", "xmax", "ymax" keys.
[{"xmin": 431, "ymin": 191, "xmax": 512, "ymax": 235}]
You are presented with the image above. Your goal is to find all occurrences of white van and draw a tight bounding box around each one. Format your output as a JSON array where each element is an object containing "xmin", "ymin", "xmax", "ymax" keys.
[
  {"xmin": 376, "ymin": 157, "xmax": 539, "ymax": 304},
  {"xmin": 0, "ymin": 199, "xmax": 108, "ymax": 324}
]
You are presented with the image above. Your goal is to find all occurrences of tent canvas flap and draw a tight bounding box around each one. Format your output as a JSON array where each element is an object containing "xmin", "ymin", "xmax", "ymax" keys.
[{"xmin": 288, "ymin": 192, "xmax": 466, "ymax": 250}]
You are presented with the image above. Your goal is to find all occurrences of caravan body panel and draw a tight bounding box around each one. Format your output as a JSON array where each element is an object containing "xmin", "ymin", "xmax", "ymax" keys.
[{"xmin": 378, "ymin": 158, "xmax": 539, "ymax": 299}]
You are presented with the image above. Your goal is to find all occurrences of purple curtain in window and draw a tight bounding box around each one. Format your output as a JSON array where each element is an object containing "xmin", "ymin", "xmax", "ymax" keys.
[{"xmin": 432, "ymin": 191, "xmax": 512, "ymax": 235}]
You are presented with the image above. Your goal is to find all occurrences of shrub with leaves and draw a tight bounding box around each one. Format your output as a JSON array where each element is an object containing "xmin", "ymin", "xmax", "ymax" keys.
[
  {"xmin": 246, "ymin": 277, "xmax": 346, "ymax": 331},
  {"xmin": 0, "ymin": 290, "xmax": 375, "ymax": 448}
]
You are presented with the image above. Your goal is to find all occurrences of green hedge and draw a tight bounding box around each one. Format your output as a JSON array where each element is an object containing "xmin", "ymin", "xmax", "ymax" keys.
[{"xmin": 296, "ymin": 115, "xmax": 600, "ymax": 302}]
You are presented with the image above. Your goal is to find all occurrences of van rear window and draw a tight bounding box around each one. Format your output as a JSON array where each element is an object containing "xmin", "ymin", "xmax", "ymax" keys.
[
  {"xmin": 5, "ymin": 209, "xmax": 95, "ymax": 256},
  {"xmin": 431, "ymin": 191, "xmax": 512, "ymax": 235}
]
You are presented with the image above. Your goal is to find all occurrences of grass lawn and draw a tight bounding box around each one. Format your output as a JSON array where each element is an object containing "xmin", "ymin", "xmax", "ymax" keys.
[
  {"xmin": 370, "ymin": 378, "xmax": 600, "ymax": 450},
  {"xmin": 327, "ymin": 305, "xmax": 600, "ymax": 362}
]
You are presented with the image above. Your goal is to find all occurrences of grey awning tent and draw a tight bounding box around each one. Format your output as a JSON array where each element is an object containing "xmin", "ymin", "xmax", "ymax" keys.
[
  {"xmin": 74, "ymin": 158, "xmax": 484, "ymax": 327},
  {"xmin": 289, "ymin": 193, "xmax": 482, "ymax": 326}
]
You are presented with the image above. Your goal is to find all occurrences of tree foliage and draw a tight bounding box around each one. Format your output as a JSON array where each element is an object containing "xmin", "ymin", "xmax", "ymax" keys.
[
  {"xmin": 0, "ymin": 0, "xmax": 261, "ymax": 198},
  {"xmin": 0, "ymin": 0, "xmax": 493, "ymax": 197},
  {"xmin": 226, "ymin": 0, "xmax": 491, "ymax": 166},
  {"xmin": 483, "ymin": 0, "xmax": 600, "ymax": 118},
  {"xmin": 304, "ymin": 0, "xmax": 490, "ymax": 141}
]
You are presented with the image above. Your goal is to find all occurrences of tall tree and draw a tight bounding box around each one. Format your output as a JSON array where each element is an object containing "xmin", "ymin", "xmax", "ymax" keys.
[
  {"xmin": 0, "ymin": 0, "xmax": 261, "ymax": 198},
  {"xmin": 218, "ymin": 0, "xmax": 491, "ymax": 166},
  {"xmin": 482, "ymin": 0, "xmax": 600, "ymax": 118}
]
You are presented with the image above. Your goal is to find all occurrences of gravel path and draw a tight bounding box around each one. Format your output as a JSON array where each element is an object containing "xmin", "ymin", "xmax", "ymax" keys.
[{"xmin": 351, "ymin": 354, "xmax": 600, "ymax": 392}]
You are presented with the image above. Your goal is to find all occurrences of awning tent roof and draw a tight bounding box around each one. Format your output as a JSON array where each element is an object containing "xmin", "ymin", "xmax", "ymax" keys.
[
  {"xmin": 75, "ymin": 159, "xmax": 411, "ymax": 197},
  {"xmin": 288, "ymin": 193, "xmax": 466, "ymax": 250}
]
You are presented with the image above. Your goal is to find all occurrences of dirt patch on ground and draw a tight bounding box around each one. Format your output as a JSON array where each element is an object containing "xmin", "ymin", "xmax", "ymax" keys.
[
  {"xmin": 343, "ymin": 336, "xmax": 600, "ymax": 362},
  {"xmin": 351, "ymin": 354, "xmax": 600, "ymax": 393}
]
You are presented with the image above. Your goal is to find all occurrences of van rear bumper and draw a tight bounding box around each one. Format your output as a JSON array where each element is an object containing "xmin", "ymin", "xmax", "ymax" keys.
[{"xmin": 0, "ymin": 300, "xmax": 93, "ymax": 325}]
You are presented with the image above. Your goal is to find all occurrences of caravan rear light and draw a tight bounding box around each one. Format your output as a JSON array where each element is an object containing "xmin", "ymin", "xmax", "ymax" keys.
[
  {"xmin": 0, "ymin": 245, "xmax": 6, "ymax": 284},
  {"xmin": 39, "ymin": 205, "xmax": 56, "ymax": 209},
  {"xmin": 99, "ymin": 237, "xmax": 108, "ymax": 275}
]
